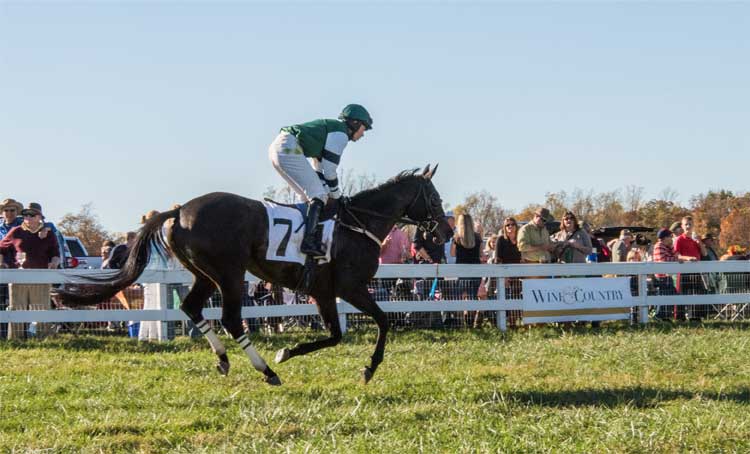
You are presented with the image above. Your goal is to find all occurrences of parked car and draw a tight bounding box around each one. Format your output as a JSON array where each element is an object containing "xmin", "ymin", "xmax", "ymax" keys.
[{"xmin": 62, "ymin": 236, "xmax": 103, "ymax": 269}]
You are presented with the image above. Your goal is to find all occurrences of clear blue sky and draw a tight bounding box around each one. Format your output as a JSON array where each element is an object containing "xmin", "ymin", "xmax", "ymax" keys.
[{"xmin": 2, "ymin": 3, "xmax": 748, "ymax": 233}]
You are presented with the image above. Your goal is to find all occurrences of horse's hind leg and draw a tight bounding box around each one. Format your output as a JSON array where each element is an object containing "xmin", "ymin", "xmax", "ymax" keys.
[
  {"xmin": 340, "ymin": 286, "xmax": 388, "ymax": 384},
  {"xmin": 275, "ymin": 294, "xmax": 341, "ymax": 364},
  {"xmin": 218, "ymin": 275, "xmax": 281, "ymax": 386},
  {"xmin": 180, "ymin": 276, "xmax": 232, "ymax": 375}
]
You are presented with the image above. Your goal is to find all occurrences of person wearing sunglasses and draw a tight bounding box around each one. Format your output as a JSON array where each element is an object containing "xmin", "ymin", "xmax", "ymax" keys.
[
  {"xmin": 0, "ymin": 202, "xmax": 61, "ymax": 339},
  {"xmin": 551, "ymin": 211, "xmax": 592, "ymax": 263},
  {"xmin": 517, "ymin": 207, "xmax": 555, "ymax": 264}
]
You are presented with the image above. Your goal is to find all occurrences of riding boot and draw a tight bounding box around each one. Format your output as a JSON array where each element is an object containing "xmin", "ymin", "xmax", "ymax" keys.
[{"xmin": 300, "ymin": 198, "xmax": 326, "ymax": 257}]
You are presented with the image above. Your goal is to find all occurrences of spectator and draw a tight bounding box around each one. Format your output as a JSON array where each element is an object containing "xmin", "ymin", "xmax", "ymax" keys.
[
  {"xmin": 380, "ymin": 225, "xmax": 410, "ymax": 265},
  {"xmin": 700, "ymin": 233, "xmax": 720, "ymax": 261},
  {"xmin": 100, "ymin": 240, "xmax": 116, "ymax": 268},
  {"xmin": 443, "ymin": 211, "xmax": 456, "ymax": 264},
  {"xmin": 610, "ymin": 229, "xmax": 633, "ymax": 263},
  {"xmin": 673, "ymin": 216, "xmax": 702, "ymax": 263},
  {"xmin": 699, "ymin": 233, "xmax": 723, "ymax": 294},
  {"xmin": 670, "ymin": 221, "xmax": 684, "ymax": 239},
  {"xmin": 517, "ymin": 207, "xmax": 554, "ymax": 263},
  {"xmin": 551, "ymin": 211, "xmax": 592, "ymax": 263},
  {"xmin": 627, "ymin": 234, "xmax": 651, "ymax": 262},
  {"xmin": 672, "ymin": 216, "xmax": 705, "ymax": 320},
  {"xmin": 1, "ymin": 198, "xmax": 59, "ymax": 264},
  {"xmin": 451, "ymin": 213, "xmax": 482, "ymax": 297},
  {"xmin": 483, "ymin": 234, "xmax": 497, "ymax": 264},
  {"xmin": 493, "ymin": 216, "xmax": 522, "ymax": 325},
  {"xmin": 652, "ymin": 228, "xmax": 683, "ymax": 320},
  {"xmin": 450, "ymin": 214, "xmax": 482, "ymax": 327},
  {"xmin": 378, "ymin": 225, "xmax": 411, "ymax": 300},
  {"xmin": 107, "ymin": 232, "xmax": 136, "ymax": 270},
  {"xmin": 0, "ymin": 203, "xmax": 61, "ymax": 339},
  {"xmin": 413, "ymin": 227, "xmax": 445, "ymax": 265}
]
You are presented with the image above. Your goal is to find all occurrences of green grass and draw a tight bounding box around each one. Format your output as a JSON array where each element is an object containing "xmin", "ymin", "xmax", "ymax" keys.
[{"xmin": 3, "ymin": 323, "xmax": 750, "ymax": 453}]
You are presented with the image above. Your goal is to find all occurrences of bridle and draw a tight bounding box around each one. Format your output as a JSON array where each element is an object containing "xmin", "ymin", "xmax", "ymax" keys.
[{"xmin": 336, "ymin": 180, "xmax": 442, "ymax": 247}]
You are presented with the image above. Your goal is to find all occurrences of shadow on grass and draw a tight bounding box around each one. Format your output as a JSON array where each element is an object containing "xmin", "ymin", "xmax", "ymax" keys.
[
  {"xmin": 498, "ymin": 385, "xmax": 750, "ymax": 408},
  {"xmin": 3, "ymin": 320, "xmax": 750, "ymax": 353}
]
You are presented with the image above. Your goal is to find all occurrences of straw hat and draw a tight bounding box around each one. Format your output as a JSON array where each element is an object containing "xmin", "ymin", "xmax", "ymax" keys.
[{"xmin": 0, "ymin": 198, "xmax": 23, "ymax": 212}]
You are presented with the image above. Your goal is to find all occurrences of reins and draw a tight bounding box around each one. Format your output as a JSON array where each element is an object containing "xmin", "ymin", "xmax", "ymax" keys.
[{"xmin": 336, "ymin": 181, "xmax": 440, "ymax": 247}]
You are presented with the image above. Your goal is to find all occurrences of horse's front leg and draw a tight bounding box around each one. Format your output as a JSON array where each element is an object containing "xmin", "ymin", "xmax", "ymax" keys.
[
  {"xmin": 338, "ymin": 286, "xmax": 388, "ymax": 384},
  {"xmin": 275, "ymin": 294, "xmax": 342, "ymax": 363}
]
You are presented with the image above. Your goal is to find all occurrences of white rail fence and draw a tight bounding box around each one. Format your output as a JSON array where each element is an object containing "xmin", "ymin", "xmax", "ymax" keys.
[{"xmin": 2, "ymin": 262, "xmax": 750, "ymax": 338}]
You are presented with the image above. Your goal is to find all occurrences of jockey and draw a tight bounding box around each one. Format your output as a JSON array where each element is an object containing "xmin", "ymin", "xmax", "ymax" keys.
[{"xmin": 269, "ymin": 104, "xmax": 373, "ymax": 257}]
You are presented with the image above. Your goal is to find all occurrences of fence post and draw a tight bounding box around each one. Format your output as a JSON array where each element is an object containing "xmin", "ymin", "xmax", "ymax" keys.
[
  {"xmin": 638, "ymin": 274, "xmax": 649, "ymax": 325},
  {"xmin": 337, "ymin": 298, "xmax": 348, "ymax": 334},
  {"xmin": 495, "ymin": 274, "xmax": 507, "ymax": 332},
  {"xmin": 156, "ymin": 283, "xmax": 169, "ymax": 341}
]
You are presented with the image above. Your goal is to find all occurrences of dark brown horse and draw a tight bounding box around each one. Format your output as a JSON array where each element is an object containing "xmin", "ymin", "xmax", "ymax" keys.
[{"xmin": 54, "ymin": 165, "xmax": 452, "ymax": 385}]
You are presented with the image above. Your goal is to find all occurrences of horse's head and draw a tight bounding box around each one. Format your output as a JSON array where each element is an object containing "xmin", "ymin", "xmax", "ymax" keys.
[{"xmin": 404, "ymin": 164, "xmax": 454, "ymax": 245}]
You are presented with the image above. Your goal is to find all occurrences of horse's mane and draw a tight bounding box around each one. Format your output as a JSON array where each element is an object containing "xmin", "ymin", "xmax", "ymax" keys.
[{"xmin": 351, "ymin": 168, "xmax": 422, "ymax": 201}]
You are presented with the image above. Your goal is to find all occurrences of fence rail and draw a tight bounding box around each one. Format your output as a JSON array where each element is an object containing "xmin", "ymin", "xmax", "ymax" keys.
[{"xmin": 2, "ymin": 262, "xmax": 750, "ymax": 336}]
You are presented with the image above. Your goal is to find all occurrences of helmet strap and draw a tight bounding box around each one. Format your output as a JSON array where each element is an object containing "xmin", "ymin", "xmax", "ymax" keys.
[{"xmin": 345, "ymin": 119, "xmax": 362, "ymax": 140}]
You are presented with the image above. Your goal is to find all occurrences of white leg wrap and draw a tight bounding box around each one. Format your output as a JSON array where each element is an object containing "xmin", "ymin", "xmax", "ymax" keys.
[
  {"xmin": 236, "ymin": 334, "xmax": 268, "ymax": 372},
  {"xmin": 196, "ymin": 320, "xmax": 226, "ymax": 356}
]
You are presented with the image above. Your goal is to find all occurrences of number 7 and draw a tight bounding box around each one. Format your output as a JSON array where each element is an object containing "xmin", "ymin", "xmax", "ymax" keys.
[{"xmin": 274, "ymin": 219, "xmax": 293, "ymax": 256}]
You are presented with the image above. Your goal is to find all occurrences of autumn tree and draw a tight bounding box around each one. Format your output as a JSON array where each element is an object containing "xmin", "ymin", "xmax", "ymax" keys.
[
  {"xmin": 689, "ymin": 190, "xmax": 736, "ymax": 237},
  {"xmin": 635, "ymin": 200, "xmax": 691, "ymax": 230},
  {"xmin": 57, "ymin": 203, "xmax": 112, "ymax": 254},
  {"xmin": 719, "ymin": 207, "xmax": 750, "ymax": 251},
  {"xmin": 453, "ymin": 190, "xmax": 508, "ymax": 234}
]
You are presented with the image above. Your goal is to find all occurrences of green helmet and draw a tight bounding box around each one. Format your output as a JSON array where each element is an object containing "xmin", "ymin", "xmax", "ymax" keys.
[{"xmin": 339, "ymin": 104, "xmax": 373, "ymax": 130}]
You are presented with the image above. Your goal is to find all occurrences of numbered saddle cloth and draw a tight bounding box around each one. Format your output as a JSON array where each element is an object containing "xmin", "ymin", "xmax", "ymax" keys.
[{"xmin": 263, "ymin": 201, "xmax": 335, "ymax": 265}]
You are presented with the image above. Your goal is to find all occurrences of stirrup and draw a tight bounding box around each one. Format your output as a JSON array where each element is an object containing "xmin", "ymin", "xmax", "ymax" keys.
[{"xmin": 301, "ymin": 245, "xmax": 326, "ymax": 258}]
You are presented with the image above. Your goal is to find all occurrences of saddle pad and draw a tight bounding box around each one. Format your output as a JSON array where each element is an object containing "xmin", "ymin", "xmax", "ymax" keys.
[{"xmin": 263, "ymin": 202, "xmax": 334, "ymax": 265}]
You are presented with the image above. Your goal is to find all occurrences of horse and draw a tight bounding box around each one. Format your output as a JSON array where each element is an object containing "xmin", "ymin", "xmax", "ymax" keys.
[{"xmin": 53, "ymin": 164, "xmax": 453, "ymax": 385}]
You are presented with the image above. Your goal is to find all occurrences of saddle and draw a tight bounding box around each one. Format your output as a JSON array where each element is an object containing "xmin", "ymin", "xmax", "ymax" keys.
[{"xmin": 262, "ymin": 200, "xmax": 335, "ymax": 265}]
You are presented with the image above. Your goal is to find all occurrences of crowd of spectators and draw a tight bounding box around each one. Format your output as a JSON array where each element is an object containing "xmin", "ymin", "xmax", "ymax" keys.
[{"xmin": 376, "ymin": 208, "xmax": 749, "ymax": 327}]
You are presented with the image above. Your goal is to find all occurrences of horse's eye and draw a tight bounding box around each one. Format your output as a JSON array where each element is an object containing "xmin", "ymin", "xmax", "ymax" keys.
[{"xmin": 430, "ymin": 194, "xmax": 441, "ymax": 206}]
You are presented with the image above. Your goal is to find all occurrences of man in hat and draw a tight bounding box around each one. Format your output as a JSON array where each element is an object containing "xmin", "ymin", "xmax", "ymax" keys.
[
  {"xmin": 517, "ymin": 207, "xmax": 554, "ymax": 263},
  {"xmin": 700, "ymin": 233, "xmax": 720, "ymax": 261},
  {"xmin": 0, "ymin": 202, "xmax": 61, "ymax": 339},
  {"xmin": 610, "ymin": 229, "xmax": 634, "ymax": 263}
]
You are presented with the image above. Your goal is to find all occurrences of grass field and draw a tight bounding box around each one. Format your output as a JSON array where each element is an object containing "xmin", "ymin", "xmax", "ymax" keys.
[{"xmin": 3, "ymin": 322, "xmax": 750, "ymax": 453}]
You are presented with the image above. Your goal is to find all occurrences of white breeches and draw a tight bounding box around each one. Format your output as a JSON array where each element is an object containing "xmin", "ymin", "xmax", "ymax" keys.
[{"xmin": 268, "ymin": 132, "xmax": 329, "ymax": 203}]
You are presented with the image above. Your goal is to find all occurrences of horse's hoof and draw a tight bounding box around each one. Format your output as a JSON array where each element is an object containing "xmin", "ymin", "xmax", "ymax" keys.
[
  {"xmin": 265, "ymin": 374, "xmax": 282, "ymax": 386},
  {"xmin": 361, "ymin": 367, "xmax": 374, "ymax": 384},
  {"xmin": 216, "ymin": 360, "xmax": 230, "ymax": 376},
  {"xmin": 275, "ymin": 348, "xmax": 291, "ymax": 364}
]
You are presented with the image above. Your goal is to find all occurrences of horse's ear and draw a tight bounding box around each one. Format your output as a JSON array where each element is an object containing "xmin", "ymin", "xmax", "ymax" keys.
[
  {"xmin": 423, "ymin": 163, "xmax": 438, "ymax": 180},
  {"xmin": 428, "ymin": 163, "xmax": 439, "ymax": 179}
]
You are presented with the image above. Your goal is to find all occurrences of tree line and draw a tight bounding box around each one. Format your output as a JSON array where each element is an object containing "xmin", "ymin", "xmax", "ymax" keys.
[{"xmin": 58, "ymin": 173, "xmax": 750, "ymax": 255}]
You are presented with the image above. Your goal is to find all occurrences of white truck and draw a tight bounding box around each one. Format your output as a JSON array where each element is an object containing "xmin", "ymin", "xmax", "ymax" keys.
[{"xmin": 61, "ymin": 236, "xmax": 103, "ymax": 269}]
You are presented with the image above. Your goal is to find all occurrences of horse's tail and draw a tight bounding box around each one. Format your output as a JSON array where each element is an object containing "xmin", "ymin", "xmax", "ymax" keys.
[{"xmin": 52, "ymin": 208, "xmax": 180, "ymax": 306}]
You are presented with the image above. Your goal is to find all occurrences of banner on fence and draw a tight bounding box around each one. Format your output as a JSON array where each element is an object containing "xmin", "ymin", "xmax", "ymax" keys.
[{"xmin": 522, "ymin": 277, "xmax": 632, "ymax": 324}]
